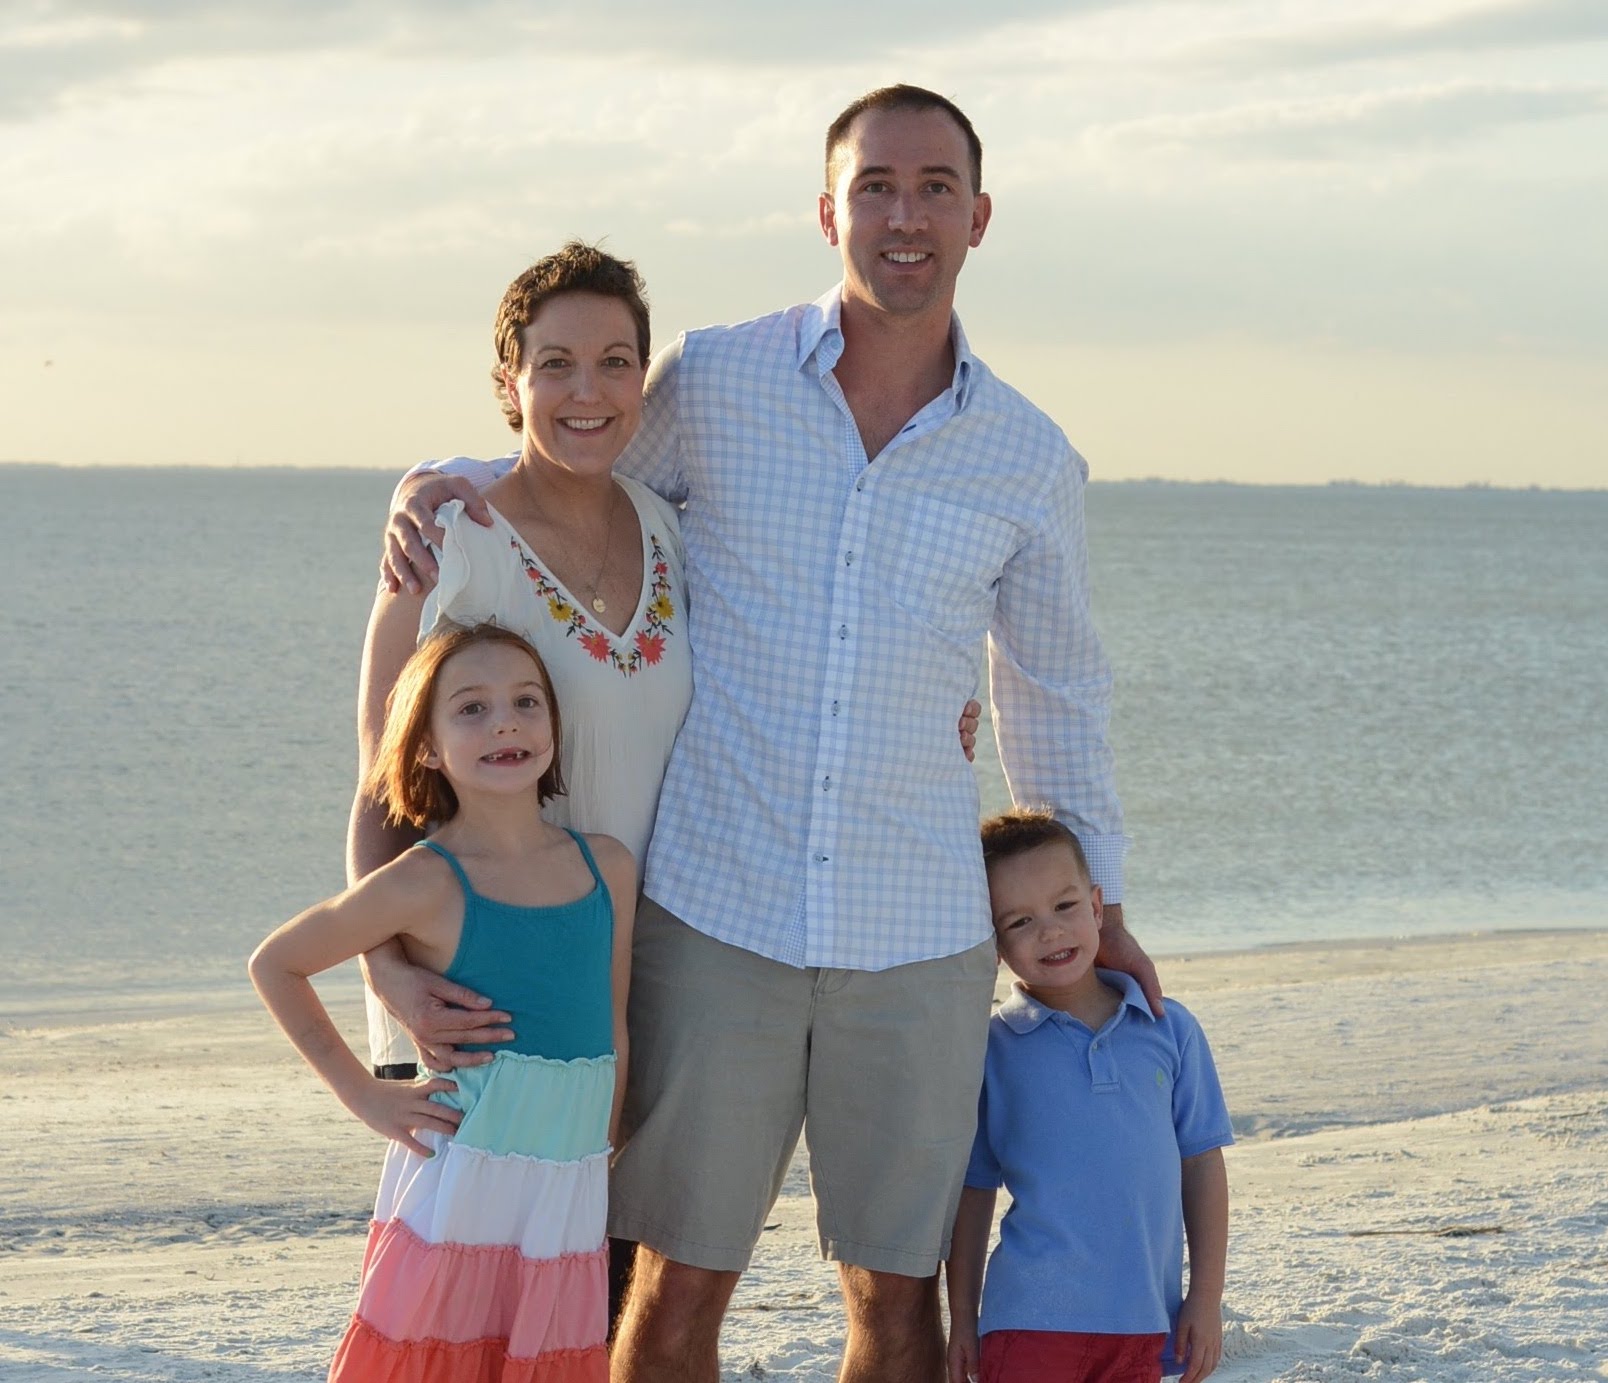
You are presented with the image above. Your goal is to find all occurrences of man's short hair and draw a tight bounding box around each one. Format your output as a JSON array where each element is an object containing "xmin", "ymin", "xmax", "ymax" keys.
[
  {"xmin": 980, "ymin": 808, "xmax": 1089, "ymax": 880},
  {"xmin": 491, "ymin": 240, "xmax": 651, "ymax": 432},
  {"xmin": 824, "ymin": 84, "xmax": 983, "ymax": 196}
]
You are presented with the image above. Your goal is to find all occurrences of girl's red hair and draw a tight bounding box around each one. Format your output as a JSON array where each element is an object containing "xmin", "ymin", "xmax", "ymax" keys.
[{"xmin": 364, "ymin": 622, "xmax": 565, "ymax": 827}]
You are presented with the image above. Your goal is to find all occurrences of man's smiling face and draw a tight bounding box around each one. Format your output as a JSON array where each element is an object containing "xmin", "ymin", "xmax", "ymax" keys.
[{"xmin": 819, "ymin": 104, "xmax": 991, "ymax": 323}]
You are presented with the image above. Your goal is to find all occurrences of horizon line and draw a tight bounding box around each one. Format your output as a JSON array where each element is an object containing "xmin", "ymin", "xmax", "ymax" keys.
[{"xmin": 4, "ymin": 458, "xmax": 1604, "ymax": 496}]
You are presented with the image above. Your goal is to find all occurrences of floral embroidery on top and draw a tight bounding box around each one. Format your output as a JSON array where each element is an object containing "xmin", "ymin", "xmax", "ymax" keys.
[{"xmin": 512, "ymin": 529, "xmax": 677, "ymax": 677}]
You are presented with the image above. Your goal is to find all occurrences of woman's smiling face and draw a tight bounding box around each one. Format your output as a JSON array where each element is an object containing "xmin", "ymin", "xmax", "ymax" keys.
[{"xmin": 503, "ymin": 291, "xmax": 646, "ymax": 478}]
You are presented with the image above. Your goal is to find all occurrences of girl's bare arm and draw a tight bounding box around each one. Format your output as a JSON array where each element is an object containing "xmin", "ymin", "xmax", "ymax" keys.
[{"xmin": 248, "ymin": 855, "xmax": 463, "ymax": 1156}]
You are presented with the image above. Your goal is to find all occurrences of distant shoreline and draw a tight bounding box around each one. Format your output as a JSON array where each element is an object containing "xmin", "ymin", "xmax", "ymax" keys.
[{"xmin": 5, "ymin": 458, "xmax": 1605, "ymax": 496}]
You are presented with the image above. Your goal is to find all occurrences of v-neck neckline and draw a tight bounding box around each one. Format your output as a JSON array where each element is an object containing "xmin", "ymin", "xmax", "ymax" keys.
[{"xmin": 487, "ymin": 481, "xmax": 653, "ymax": 641}]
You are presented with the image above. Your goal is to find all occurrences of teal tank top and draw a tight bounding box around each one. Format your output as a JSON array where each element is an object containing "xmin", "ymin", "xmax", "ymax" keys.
[{"xmin": 417, "ymin": 832, "xmax": 614, "ymax": 1061}]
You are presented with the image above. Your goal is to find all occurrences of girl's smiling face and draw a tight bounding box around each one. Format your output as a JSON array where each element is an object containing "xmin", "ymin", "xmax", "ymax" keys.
[{"xmin": 422, "ymin": 641, "xmax": 555, "ymax": 799}]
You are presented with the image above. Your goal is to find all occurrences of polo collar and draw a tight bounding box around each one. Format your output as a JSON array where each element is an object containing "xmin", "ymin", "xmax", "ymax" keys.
[
  {"xmin": 796, "ymin": 283, "xmax": 975, "ymax": 409},
  {"xmin": 997, "ymin": 970, "xmax": 1157, "ymax": 1035}
]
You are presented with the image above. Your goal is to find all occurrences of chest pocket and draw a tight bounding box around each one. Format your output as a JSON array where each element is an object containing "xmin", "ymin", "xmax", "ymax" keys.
[{"xmin": 879, "ymin": 493, "xmax": 1021, "ymax": 645}]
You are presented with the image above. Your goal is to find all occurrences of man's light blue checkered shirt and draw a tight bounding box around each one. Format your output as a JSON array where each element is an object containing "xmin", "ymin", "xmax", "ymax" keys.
[{"xmin": 425, "ymin": 285, "xmax": 1127, "ymax": 971}]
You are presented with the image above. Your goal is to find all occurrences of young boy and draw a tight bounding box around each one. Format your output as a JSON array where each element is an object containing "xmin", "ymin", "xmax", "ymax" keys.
[{"xmin": 946, "ymin": 810, "xmax": 1233, "ymax": 1383}]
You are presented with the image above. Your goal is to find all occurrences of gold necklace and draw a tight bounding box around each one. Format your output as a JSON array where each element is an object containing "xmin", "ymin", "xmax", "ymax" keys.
[{"xmin": 577, "ymin": 488, "xmax": 618, "ymax": 616}]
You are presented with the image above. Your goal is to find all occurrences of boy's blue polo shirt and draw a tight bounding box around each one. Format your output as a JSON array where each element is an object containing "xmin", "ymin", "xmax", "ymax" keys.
[{"xmin": 965, "ymin": 970, "xmax": 1233, "ymax": 1357}]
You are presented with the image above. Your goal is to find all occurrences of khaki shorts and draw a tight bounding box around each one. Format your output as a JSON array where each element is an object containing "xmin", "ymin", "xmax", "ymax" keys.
[{"xmin": 608, "ymin": 898, "xmax": 995, "ymax": 1276}]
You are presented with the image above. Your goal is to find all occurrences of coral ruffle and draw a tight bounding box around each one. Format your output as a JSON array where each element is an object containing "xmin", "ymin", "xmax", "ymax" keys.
[
  {"xmin": 355, "ymin": 1219, "xmax": 606, "ymax": 1354},
  {"xmin": 329, "ymin": 1316, "xmax": 606, "ymax": 1382}
]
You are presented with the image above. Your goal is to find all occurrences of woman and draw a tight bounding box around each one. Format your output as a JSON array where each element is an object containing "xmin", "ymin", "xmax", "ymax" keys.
[
  {"xmin": 352, "ymin": 243, "xmax": 692, "ymax": 1073},
  {"xmin": 355, "ymin": 239, "xmax": 979, "ymax": 1329}
]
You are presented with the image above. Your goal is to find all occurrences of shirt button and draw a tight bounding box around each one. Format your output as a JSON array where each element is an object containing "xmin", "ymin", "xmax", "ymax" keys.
[
  {"xmin": 831, "ymin": 700, "xmax": 840, "ymax": 716},
  {"xmin": 855, "ymin": 477, "xmax": 865, "ymax": 492},
  {"xmin": 838, "ymin": 624, "xmax": 848, "ymax": 640},
  {"xmin": 814, "ymin": 853, "xmax": 830, "ymax": 863},
  {"xmin": 844, "ymin": 552, "xmax": 854, "ymax": 566},
  {"xmin": 822, "ymin": 776, "xmax": 832, "ymax": 791}
]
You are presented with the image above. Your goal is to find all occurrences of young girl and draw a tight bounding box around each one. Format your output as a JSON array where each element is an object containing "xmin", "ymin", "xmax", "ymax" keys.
[{"xmin": 250, "ymin": 622, "xmax": 634, "ymax": 1382}]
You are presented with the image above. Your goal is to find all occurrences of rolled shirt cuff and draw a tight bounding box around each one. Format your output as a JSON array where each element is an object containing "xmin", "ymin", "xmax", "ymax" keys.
[{"xmin": 1075, "ymin": 830, "xmax": 1131, "ymax": 905}]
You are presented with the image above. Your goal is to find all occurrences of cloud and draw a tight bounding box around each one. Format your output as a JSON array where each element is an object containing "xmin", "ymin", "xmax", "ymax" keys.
[
  {"xmin": 968, "ymin": 150, "xmax": 1608, "ymax": 358},
  {"xmin": 0, "ymin": 0, "xmax": 404, "ymax": 118},
  {"xmin": 664, "ymin": 211, "xmax": 809, "ymax": 239},
  {"xmin": 1199, "ymin": 0, "xmax": 1608, "ymax": 73},
  {"xmin": 0, "ymin": 0, "xmax": 1106, "ymax": 121},
  {"xmin": 1084, "ymin": 80, "xmax": 1608, "ymax": 167}
]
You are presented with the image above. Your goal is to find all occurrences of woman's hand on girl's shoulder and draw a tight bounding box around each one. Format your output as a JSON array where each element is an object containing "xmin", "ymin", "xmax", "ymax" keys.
[{"xmin": 344, "ymin": 1072, "xmax": 463, "ymax": 1159}]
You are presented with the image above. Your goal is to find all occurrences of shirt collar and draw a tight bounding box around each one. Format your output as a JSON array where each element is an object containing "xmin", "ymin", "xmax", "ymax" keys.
[
  {"xmin": 796, "ymin": 283, "xmax": 975, "ymax": 409},
  {"xmin": 997, "ymin": 970, "xmax": 1157, "ymax": 1035}
]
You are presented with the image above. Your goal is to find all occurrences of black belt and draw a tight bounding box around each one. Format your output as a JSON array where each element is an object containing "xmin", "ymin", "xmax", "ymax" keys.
[{"xmin": 373, "ymin": 1062, "xmax": 419, "ymax": 1081}]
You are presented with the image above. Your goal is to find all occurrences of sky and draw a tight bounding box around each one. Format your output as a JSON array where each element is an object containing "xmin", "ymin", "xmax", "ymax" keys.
[{"xmin": 2, "ymin": 0, "xmax": 1605, "ymax": 487}]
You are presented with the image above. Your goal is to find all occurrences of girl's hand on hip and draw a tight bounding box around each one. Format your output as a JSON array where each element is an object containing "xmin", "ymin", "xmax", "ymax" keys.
[{"xmin": 346, "ymin": 1075, "xmax": 462, "ymax": 1160}]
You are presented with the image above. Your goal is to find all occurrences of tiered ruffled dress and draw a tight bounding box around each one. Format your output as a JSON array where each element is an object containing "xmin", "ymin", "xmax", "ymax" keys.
[{"xmin": 330, "ymin": 834, "xmax": 615, "ymax": 1383}]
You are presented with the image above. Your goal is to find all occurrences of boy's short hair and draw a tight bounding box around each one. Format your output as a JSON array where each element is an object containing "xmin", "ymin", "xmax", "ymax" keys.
[{"xmin": 980, "ymin": 808, "xmax": 1090, "ymax": 880}]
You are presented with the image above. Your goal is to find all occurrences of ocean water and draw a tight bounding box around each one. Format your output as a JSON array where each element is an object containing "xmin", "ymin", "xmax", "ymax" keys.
[{"xmin": 4, "ymin": 466, "xmax": 1606, "ymax": 1009}]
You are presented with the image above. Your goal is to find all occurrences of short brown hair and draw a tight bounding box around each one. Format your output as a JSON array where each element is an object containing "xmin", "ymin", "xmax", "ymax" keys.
[
  {"xmin": 491, "ymin": 240, "xmax": 651, "ymax": 432},
  {"xmin": 824, "ymin": 84, "xmax": 983, "ymax": 196},
  {"xmin": 364, "ymin": 623, "xmax": 566, "ymax": 828},
  {"xmin": 980, "ymin": 808, "xmax": 1089, "ymax": 879}
]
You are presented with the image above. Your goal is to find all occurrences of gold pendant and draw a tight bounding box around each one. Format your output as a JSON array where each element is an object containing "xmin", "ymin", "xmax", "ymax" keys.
[{"xmin": 592, "ymin": 596, "xmax": 607, "ymax": 614}]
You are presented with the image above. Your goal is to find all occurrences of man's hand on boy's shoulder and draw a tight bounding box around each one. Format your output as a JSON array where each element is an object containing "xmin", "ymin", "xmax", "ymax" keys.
[{"xmin": 1095, "ymin": 903, "xmax": 1164, "ymax": 1016}]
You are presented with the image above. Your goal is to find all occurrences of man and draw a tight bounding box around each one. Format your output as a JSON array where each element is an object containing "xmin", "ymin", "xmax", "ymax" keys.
[{"xmin": 382, "ymin": 85, "xmax": 1157, "ymax": 1383}]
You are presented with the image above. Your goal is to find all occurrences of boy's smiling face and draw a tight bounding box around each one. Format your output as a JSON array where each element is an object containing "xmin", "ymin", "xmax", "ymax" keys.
[{"xmin": 988, "ymin": 841, "xmax": 1105, "ymax": 1001}]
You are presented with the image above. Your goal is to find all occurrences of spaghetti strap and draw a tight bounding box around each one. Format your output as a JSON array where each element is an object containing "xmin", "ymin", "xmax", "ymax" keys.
[
  {"xmin": 566, "ymin": 829, "xmax": 608, "ymax": 897},
  {"xmin": 416, "ymin": 838, "xmax": 475, "ymax": 897}
]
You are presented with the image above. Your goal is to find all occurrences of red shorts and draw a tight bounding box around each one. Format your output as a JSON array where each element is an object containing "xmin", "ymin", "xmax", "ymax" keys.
[{"xmin": 980, "ymin": 1329, "xmax": 1168, "ymax": 1383}]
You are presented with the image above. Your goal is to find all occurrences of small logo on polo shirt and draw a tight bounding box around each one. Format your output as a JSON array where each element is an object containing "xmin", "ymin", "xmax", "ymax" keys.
[{"xmin": 1155, "ymin": 1068, "xmax": 1168, "ymax": 1089}]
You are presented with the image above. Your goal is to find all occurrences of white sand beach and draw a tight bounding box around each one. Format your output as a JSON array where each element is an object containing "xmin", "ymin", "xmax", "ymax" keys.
[{"xmin": 2, "ymin": 928, "xmax": 1605, "ymax": 1382}]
